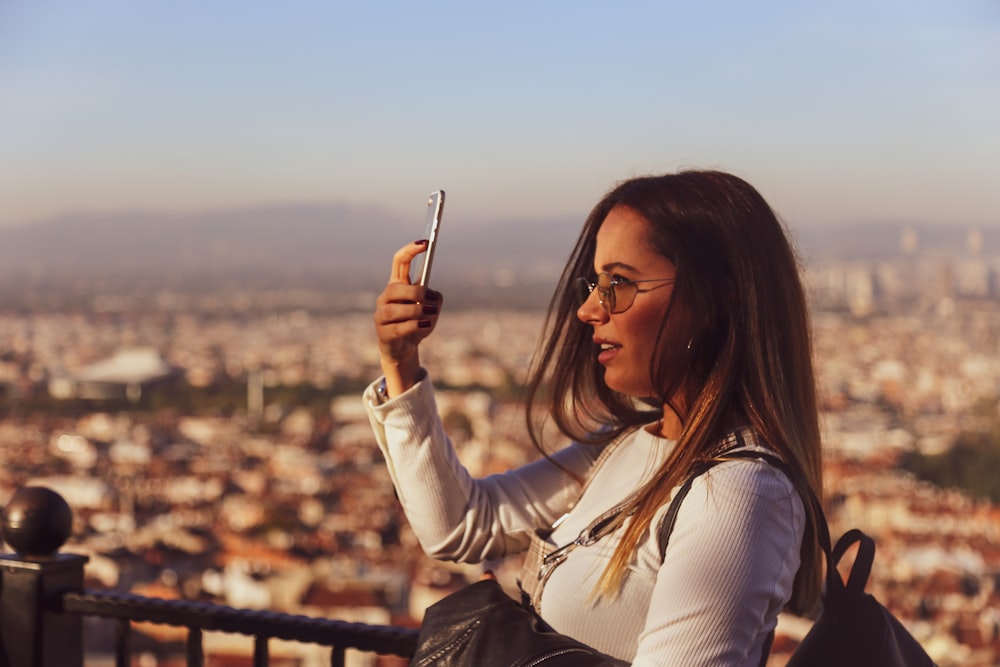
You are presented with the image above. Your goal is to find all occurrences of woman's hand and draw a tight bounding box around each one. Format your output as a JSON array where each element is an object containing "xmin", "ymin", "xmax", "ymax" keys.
[{"xmin": 374, "ymin": 240, "xmax": 443, "ymax": 398}]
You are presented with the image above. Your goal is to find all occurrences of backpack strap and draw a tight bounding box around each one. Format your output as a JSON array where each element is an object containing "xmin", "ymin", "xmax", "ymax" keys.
[
  {"xmin": 654, "ymin": 444, "xmax": 789, "ymax": 667},
  {"xmin": 657, "ymin": 435, "xmax": 787, "ymax": 561},
  {"xmin": 828, "ymin": 528, "xmax": 876, "ymax": 600}
]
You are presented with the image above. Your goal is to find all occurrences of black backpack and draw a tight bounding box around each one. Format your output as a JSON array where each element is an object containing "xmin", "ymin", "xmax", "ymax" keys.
[{"xmin": 660, "ymin": 450, "xmax": 938, "ymax": 667}]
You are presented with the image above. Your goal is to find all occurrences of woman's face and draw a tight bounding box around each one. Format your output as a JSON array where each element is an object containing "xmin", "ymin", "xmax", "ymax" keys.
[{"xmin": 577, "ymin": 205, "xmax": 678, "ymax": 399}]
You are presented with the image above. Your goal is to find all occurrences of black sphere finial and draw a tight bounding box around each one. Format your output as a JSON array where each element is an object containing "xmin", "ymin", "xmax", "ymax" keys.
[{"xmin": 1, "ymin": 486, "xmax": 73, "ymax": 557}]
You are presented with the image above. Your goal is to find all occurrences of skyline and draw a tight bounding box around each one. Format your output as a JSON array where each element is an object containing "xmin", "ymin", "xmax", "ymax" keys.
[{"xmin": 1, "ymin": 1, "xmax": 998, "ymax": 232}]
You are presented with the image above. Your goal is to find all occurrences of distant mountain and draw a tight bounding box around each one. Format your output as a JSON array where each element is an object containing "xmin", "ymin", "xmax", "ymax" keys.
[
  {"xmin": 0, "ymin": 205, "xmax": 585, "ymax": 313},
  {"xmin": 0, "ymin": 206, "xmax": 996, "ymax": 291},
  {"xmin": 0, "ymin": 204, "xmax": 408, "ymax": 276},
  {"xmin": 0, "ymin": 203, "xmax": 575, "ymax": 279}
]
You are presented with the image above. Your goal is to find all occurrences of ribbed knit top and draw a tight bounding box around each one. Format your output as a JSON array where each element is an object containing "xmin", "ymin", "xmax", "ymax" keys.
[{"xmin": 364, "ymin": 374, "xmax": 804, "ymax": 666}]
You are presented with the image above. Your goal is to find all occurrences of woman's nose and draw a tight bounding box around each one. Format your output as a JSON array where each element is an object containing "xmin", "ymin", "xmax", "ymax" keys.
[{"xmin": 577, "ymin": 288, "xmax": 608, "ymax": 324}]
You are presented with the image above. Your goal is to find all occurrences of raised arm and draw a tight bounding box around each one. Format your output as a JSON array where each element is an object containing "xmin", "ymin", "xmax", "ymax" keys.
[{"xmin": 373, "ymin": 240, "xmax": 442, "ymax": 398}]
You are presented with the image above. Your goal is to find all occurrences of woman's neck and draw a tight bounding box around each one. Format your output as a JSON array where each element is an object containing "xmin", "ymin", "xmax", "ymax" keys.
[
  {"xmin": 652, "ymin": 392, "xmax": 745, "ymax": 441},
  {"xmin": 655, "ymin": 409, "xmax": 684, "ymax": 439}
]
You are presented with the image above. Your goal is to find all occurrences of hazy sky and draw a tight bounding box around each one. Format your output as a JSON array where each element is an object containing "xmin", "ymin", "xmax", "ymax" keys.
[{"xmin": 1, "ymin": 0, "xmax": 998, "ymax": 230}]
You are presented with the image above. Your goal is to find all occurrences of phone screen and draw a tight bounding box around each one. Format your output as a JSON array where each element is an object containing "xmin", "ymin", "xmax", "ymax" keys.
[{"xmin": 411, "ymin": 190, "xmax": 445, "ymax": 286}]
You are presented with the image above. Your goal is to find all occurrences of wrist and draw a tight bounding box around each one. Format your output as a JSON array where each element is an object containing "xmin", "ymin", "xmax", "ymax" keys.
[
  {"xmin": 380, "ymin": 356, "xmax": 421, "ymax": 399},
  {"xmin": 375, "ymin": 367, "xmax": 427, "ymax": 405}
]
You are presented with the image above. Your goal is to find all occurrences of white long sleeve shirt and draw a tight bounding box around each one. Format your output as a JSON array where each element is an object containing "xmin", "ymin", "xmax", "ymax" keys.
[{"xmin": 364, "ymin": 374, "xmax": 804, "ymax": 666}]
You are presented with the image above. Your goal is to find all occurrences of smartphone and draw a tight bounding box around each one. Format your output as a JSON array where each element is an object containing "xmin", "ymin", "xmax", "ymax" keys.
[{"xmin": 411, "ymin": 190, "xmax": 445, "ymax": 286}]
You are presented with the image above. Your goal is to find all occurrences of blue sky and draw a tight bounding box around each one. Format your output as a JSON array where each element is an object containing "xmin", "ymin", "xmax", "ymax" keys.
[{"xmin": 1, "ymin": 0, "xmax": 997, "ymax": 230}]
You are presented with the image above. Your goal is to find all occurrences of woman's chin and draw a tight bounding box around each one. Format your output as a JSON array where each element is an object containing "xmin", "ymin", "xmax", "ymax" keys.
[{"xmin": 602, "ymin": 374, "xmax": 654, "ymax": 400}]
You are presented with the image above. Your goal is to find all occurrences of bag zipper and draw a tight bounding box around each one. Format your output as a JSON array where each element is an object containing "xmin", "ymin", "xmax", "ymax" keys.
[{"xmin": 516, "ymin": 646, "xmax": 604, "ymax": 666}]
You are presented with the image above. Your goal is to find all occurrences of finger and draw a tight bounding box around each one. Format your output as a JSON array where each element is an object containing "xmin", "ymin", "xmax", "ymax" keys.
[
  {"xmin": 376, "ymin": 319, "xmax": 438, "ymax": 356},
  {"xmin": 389, "ymin": 240, "xmax": 429, "ymax": 285},
  {"xmin": 375, "ymin": 301, "xmax": 442, "ymax": 335},
  {"xmin": 375, "ymin": 300, "xmax": 433, "ymax": 327},
  {"xmin": 378, "ymin": 284, "xmax": 443, "ymax": 316},
  {"xmin": 423, "ymin": 288, "xmax": 443, "ymax": 306},
  {"xmin": 377, "ymin": 282, "xmax": 424, "ymax": 310}
]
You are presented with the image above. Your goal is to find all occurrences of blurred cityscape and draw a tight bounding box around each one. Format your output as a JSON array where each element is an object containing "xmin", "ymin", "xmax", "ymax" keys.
[{"xmin": 0, "ymin": 223, "xmax": 999, "ymax": 666}]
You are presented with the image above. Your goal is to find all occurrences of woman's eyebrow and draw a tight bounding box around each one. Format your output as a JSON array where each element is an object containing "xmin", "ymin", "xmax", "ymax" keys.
[{"xmin": 598, "ymin": 261, "xmax": 640, "ymax": 273}]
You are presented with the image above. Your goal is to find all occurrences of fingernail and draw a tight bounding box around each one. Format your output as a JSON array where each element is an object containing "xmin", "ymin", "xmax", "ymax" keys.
[
  {"xmin": 415, "ymin": 239, "xmax": 429, "ymax": 245},
  {"xmin": 425, "ymin": 289, "xmax": 441, "ymax": 302},
  {"xmin": 418, "ymin": 320, "xmax": 432, "ymax": 328},
  {"xmin": 422, "ymin": 304, "xmax": 438, "ymax": 314}
]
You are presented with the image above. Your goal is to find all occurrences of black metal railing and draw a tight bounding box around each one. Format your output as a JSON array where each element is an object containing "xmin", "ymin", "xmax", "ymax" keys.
[{"xmin": 0, "ymin": 486, "xmax": 419, "ymax": 667}]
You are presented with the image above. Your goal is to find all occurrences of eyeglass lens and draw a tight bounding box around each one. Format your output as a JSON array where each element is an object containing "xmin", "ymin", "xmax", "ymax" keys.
[{"xmin": 575, "ymin": 273, "xmax": 639, "ymax": 314}]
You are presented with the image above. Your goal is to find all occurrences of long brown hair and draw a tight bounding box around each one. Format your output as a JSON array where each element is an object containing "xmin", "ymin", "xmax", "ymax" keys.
[{"xmin": 524, "ymin": 170, "xmax": 823, "ymax": 613}]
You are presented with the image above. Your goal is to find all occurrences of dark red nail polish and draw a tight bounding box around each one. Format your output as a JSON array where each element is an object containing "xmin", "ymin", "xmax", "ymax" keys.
[
  {"xmin": 422, "ymin": 304, "xmax": 438, "ymax": 314},
  {"xmin": 418, "ymin": 320, "xmax": 432, "ymax": 328},
  {"xmin": 425, "ymin": 289, "xmax": 441, "ymax": 302},
  {"xmin": 415, "ymin": 239, "xmax": 429, "ymax": 245}
]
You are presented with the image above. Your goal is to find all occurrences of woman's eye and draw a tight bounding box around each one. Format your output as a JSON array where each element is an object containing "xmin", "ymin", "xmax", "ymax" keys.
[{"xmin": 610, "ymin": 274, "xmax": 632, "ymax": 285}]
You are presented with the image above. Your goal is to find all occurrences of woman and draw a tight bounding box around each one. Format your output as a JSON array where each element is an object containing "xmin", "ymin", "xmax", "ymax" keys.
[{"xmin": 365, "ymin": 170, "xmax": 823, "ymax": 666}]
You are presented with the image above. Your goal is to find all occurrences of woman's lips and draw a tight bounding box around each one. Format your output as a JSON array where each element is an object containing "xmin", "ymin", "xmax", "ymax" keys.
[{"xmin": 596, "ymin": 340, "xmax": 621, "ymax": 365}]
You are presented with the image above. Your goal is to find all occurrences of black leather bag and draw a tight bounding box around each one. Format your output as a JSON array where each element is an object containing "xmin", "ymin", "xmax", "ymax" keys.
[{"xmin": 408, "ymin": 577, "xmax": 627, "ymax": 667}]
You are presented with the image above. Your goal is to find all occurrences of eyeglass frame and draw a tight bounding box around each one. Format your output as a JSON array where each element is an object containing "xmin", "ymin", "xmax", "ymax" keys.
[{"xmin": 575, "ymin": 271, "xmax": 676, "ymax": 314}]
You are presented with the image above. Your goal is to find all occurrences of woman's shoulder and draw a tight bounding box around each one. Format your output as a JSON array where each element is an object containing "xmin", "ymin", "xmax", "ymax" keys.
[
  {"xmin": 696, "ymin": 429, "xmax": 798, "ymax": 501},
  {"xmin": 698, "ymin": 455, "xmax": 796, "ymax": 502}
]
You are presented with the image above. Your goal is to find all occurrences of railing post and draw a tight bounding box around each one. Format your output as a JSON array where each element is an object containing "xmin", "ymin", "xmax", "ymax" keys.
[{"xmin": 0, "ymin": 486, "xmax": 88, "ymax": 667}]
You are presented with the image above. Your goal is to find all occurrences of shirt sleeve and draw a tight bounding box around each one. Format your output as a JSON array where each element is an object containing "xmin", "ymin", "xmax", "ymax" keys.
[
  {"xmin": 631, "ymin": 460, "xmax": 805, "ymax": 667},
  {"xmin": 363, "ymin": 373, "xmax": 601, "ymax": 562}
]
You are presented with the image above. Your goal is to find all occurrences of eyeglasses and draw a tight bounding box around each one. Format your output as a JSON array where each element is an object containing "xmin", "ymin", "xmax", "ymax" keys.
[{"xmin": 575, "ymin": 272, "xmax": 676, "ymax": 314}]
